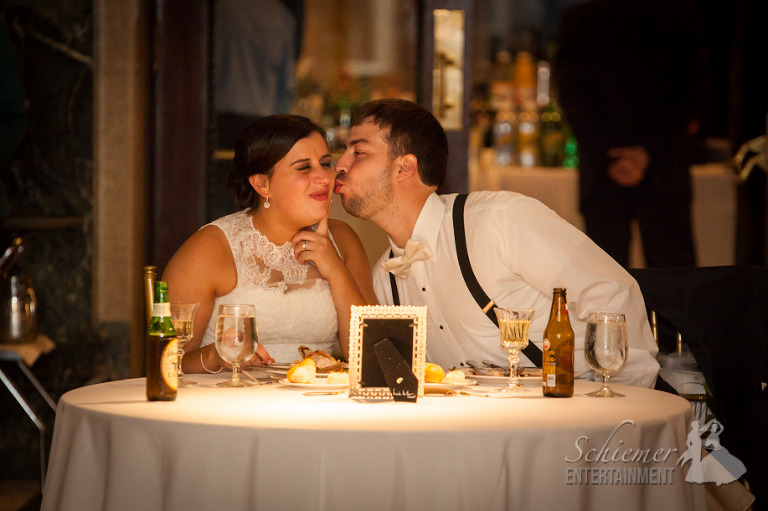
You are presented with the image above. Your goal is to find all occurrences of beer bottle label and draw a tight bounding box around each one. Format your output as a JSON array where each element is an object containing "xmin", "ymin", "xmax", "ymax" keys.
[
  {"xmin": 153, "ymin": 302, "xmax": 172, "ymax": 317},
  {"xmin": 161, "ymin": 338, "xmax": 179, "ymax": 390}
]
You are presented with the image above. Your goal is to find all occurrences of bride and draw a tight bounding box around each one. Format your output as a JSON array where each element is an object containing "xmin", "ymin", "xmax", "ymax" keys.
[{"xmin": 163, "ymin": 115, "xmax": 377, "ymax": 372}]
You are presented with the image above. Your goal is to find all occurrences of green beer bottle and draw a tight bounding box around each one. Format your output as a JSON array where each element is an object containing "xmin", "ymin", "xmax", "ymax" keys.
[{"xmin": 146, "ymin": 281, "xmax": 178, "ymax": 401}]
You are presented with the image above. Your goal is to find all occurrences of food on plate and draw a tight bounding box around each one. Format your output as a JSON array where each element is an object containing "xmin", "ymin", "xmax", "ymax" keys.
[
  {"xmin": 297, "ymin": 346, "xmax": 343, "ymax": 372},
  {"xmin": 443, "ymin": 370, "xmax": 466, "ymax": 385},
  {"xmin": 467, "ymin": 366, "xmax": 507, "ymax": 377},
  {"xmin": 326, "ymin": 372, "xmax": 349, "ymax": 385},
  {"xmin": 287, "ymin": 363, "xmax": 316, "ymax": 383},
  {"xmin": 298, "ymin": 357, "xmax": 316, "ymax": 368},
  {"xmin": 521, "ymin": 367, "xmax": 542, "ymax": 377},
  {"xmin": 424, "ymin": 362, "xmax": 445, "ymax": 383}
]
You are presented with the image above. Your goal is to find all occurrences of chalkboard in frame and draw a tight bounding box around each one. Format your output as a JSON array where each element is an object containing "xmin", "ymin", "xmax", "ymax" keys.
[{"xmin": 348, "ymin": 305, "xmax": 427, "ymax": 399}]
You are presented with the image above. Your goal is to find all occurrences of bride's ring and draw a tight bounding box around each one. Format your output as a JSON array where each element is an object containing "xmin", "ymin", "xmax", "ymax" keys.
[{"xmin": 303, "ymin": 240, "xmax": 309, "ymax": 251}]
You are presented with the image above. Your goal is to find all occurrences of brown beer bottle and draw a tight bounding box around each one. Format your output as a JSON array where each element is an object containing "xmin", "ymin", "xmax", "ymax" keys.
[
  {"xmin": 542, "ymin": 288, "xmax": 574, "ymax": 397},
  {"xmin": 146, "ymin": 281, "xmax": 178, "ymax": 401}
]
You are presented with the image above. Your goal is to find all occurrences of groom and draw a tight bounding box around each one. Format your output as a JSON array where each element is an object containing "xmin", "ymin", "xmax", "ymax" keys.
[{"xmin": 333, "ymin": 98, "xmax": 659, "ymax": 388}]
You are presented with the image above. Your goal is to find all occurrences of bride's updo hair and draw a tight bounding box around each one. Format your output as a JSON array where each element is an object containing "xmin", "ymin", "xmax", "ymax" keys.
[{"xmin": 228, "ymin": 115, "xmax": 328, "ymax": 209}]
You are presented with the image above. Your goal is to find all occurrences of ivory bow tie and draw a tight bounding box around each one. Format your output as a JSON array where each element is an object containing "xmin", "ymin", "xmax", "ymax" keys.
[{"xmin": 381, "ymin": 240, "xmax": 433, "ymax": 278}]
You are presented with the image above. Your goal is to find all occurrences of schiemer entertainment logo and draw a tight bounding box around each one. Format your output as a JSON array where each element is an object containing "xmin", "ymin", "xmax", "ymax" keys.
[{"xmin": 564, "ymin": 419, "xmax": 677, "ymax": 486}]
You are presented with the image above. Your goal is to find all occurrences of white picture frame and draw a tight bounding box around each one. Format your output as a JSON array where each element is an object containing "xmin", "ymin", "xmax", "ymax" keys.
[{"xmin": 348, "ymin": 305, "xmax": 427, "ymax": 399}]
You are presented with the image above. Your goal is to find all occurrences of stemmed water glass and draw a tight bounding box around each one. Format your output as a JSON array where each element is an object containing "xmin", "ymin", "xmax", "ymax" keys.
[
  {"xmin": 214, "ymin": 304, "xmax": 258, "ymax": 387},
  {"xmin": 170, "ymin": 303, "xmax": 200, "ymax": 387},
  {"xmin": 493, "ymin": 308, "xmax": 535, "ymax": 393},
  {"xmin": 584, "ymin": 312, "xmax": 628, "ymax": 397}
]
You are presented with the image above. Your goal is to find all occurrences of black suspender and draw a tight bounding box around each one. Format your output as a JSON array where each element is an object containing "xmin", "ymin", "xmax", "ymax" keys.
[
  {"xmin": 452, "ymin": 194, "xmax": 542, "ymax": 367},
  {"xmin": 388, "ymin": 252, "xmax": 400, "ymax": 305},
  {"xmin": 388, "ymin": 193, "xmax": 542, "ymax": 368},
  {"xmin": 452, "ymin": 194, "xmax": 498, "ymax": 323}
]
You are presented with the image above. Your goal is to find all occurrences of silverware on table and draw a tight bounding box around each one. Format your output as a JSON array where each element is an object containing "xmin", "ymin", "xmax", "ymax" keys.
[
  {"xmin": 465, "ymin": 360, "xmax": 490, "ymax": 375},
  {"xmin": 242, "ymin": 370, "xmax": 274, "ymax": 385}
]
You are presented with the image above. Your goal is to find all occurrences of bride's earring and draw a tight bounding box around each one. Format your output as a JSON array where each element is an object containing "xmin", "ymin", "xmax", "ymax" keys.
[{"xmin": 263, "ymin": 194, "xmax": 270, "ymax": 209}]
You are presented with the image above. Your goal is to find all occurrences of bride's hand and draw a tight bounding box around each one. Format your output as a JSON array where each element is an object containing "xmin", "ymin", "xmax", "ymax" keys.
[
  {"xmin": 292, "ymin": 215, "xmax": 345, "ymax": 279},
  {"xmin": 241, "ymin": 343, "xmax": 274, "ymax": 368}
]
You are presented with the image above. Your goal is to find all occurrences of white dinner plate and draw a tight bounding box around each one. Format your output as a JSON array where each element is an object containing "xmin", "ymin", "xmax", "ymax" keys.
[
  {"xmin": 465, "ymin": 375, "xmax": 541, "ymax": 386},
  {"xmin": 278, "ymin": 378, "xmax": 347, "ymax": 390},
  {"xmin": 266, "ymin": 368, "xmax": 329, "ymax": 379},
  {"xmin": 266, "ymin": 363, "xmax": 293, "ymax": 370},
  {"xmin": 424, "ymin": 380, "xmax": 478, "ymax": 390}
]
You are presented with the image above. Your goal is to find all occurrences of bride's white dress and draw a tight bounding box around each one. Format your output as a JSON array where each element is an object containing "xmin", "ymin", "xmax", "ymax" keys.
[{"xmin": 201, "ymin": 210, "xmax": 338, "ymax": 363}]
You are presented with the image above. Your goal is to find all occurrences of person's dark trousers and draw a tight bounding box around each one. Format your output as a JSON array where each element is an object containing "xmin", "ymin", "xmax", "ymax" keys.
[{"xmin": 582, "ymin": 191, "xmax": 696, "ymax": 268}]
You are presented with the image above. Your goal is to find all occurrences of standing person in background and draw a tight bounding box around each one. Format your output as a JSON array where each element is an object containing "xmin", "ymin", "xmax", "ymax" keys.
[
  {"xmin": 553, "ymin": 0, "xmax": 708, "ymax": 268},
  {"xmin": 213, "ymin": 0, "xmax": 302, "ymax": 218}
]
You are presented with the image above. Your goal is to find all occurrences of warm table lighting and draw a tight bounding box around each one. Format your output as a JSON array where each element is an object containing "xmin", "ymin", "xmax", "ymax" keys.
[{"xmin": 41, "ymin": 373, "xmax": 706, "ymax": 511}]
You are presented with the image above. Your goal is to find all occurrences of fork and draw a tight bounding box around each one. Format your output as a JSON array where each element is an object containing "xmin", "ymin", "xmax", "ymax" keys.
[
  {"xmin": 465, "ymin": 360, "xmax": 490, "ymax": 376},
  {"xmin": 242, "ymin": 370, "xmax": 272, "ymax": 385}
]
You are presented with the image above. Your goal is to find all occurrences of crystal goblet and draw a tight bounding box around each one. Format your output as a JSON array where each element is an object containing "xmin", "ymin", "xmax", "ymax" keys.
[
  {"xmin": 214, "ymin": 304, "xmax": 258, "ymax": 387},
  {"xmin": 493, "ymin": 307, "xmax": 535, "ymax": 393},
  {"xmin": 584, "ymin": 312, "xmax": 628, "ymax": 397},
  {"xmin": 170, "ymin": 302, "xmax": 200, "ymax": 387}
]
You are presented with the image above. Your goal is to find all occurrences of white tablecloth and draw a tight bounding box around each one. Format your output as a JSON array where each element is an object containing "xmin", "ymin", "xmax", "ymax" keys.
[
  {"xmin": 41, "ymin": 375, "xmax": 706, "ymax": 511},
  {"xmin": 470, "ymin": 151, "xmax": 737, "ymax": 268}
]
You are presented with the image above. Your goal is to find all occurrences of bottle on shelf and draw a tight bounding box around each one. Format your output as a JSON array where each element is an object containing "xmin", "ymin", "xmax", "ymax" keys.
[
  {"xmin": 493, "ymin": 108, "xmax": 518, "ymax": 166},
  {"xmin": 517, "ymin": 99, "xmax": 540, "ymax": 167},
  {"xmin": 536, "ymin": 60, "xmax": 551, "ymax": 111},
  {"xmin": 335, "ymin": 71, "xmax": 353, "ymax": 144},
  {"xmin": 542, "ymin": 288, "xmax": 574, "ymax": 397},
  {"xmin": 146, "ymin": 280, "xmax": 178, "ymax": 401},
  {"xmin": 540, "ymin": 100, "xmax": 566, "ymax": 167},
  {"xmin": 489, "ymin": 50, "xmax": 514, "ymax": 114},
  {"xmin": 512, "ymin": 50, "xmax": 536, "ymax": 106},
  {"xmin": 562, "ymin": 122, "xmax": 579, "ymax": 169}
]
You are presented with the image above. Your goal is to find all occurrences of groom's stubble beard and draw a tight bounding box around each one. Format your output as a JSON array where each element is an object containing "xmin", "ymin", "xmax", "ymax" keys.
[{"xmin": 340, "ymin": 165, "xmax": 394, "ymax": 221}]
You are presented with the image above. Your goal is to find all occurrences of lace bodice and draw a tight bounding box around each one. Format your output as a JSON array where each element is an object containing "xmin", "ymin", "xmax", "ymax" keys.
[{"xmin": 201, "ymin": 210, "xmax": 339, "ymax": 362}]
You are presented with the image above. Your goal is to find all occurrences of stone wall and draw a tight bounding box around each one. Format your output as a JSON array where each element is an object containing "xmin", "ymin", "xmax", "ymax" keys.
[{"xmin": 0, "ymin": 0, "xmax": 129, "ymax": 479}]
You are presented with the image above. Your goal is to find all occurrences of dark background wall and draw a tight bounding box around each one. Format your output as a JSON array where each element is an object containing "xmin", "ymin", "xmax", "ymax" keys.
[{"xmin": 1, "ymin": 0, "xmax": 129, "ymax": 480}]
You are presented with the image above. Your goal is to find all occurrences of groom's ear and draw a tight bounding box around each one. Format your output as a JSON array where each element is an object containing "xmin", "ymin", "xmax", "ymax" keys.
[{"xmin": 395, "ymin": 154, "xmax": 419, "ymax": 182}]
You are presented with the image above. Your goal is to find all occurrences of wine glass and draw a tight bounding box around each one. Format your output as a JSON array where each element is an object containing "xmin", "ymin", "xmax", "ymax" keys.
[
  {"xmin": 584, "ymin": 312, "xmax": 628, "ymax": 397},
  {"xmin": 493, "ymin": 308, "xmax": 535, "ymax": 392},
  {"xmin": 214, "ymin": 304, "xmax": 258, "ymax": 387},
  {"xmin": 170, "ymin": 303, "xmax": 200, "ymax": 387}
]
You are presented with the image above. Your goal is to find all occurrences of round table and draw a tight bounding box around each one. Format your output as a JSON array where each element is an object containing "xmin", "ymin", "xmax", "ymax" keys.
[{"xmin": 41, "ymin": 374, "xmax": 705, "ymax": 511}]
